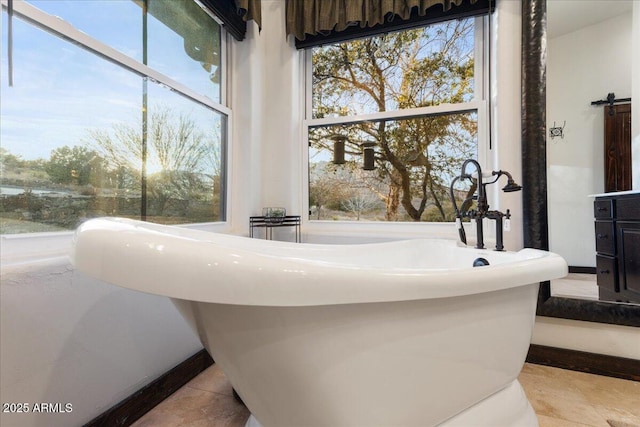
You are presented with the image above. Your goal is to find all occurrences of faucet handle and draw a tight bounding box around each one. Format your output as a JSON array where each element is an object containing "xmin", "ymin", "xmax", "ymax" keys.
[{"xmin": 504, "ymin": 209, "xmax": 511, "ymax": 232}]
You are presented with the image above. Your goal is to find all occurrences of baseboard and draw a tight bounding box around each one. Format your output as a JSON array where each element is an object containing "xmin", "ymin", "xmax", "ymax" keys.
[
  {"xmin": 84, "ymin": 349, "xmax": 214, "ymax": 427},
  {"xmin": 527, "ymin": 344, "xmax": 639, "ymax": 382},
  {"xmin": 568, "ymin": 266, "xmax": 596, "ymax": 274}
]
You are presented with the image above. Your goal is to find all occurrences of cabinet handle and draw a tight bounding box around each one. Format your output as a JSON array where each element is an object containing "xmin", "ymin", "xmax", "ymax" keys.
[
  {"xmin": 597, "ymin": 207, "xmax": 607, "ymax": 211},
  {"xmin": 599, "ymin": 269, "xmax": 610, "ymax": 274},
  {"xmin": 597, "ymin": 233, "xmax": 608, "ymax": 239}
]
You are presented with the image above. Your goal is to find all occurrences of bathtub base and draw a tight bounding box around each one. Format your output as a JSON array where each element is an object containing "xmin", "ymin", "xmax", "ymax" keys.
[{"xmin": 243, "ymin": 380, "xmax": 537, "ymax": 427}]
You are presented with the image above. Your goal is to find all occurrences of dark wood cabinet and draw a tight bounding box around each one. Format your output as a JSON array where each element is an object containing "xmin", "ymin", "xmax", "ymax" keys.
[{"xmin": 593, "ymin": 192, "xmax": 640, "ymax": 303}]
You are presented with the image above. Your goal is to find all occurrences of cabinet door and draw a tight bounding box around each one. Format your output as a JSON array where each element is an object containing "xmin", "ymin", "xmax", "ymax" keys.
[{"xmin": 617, "ymin": 221, "xmax": 640, "ymax": 299}]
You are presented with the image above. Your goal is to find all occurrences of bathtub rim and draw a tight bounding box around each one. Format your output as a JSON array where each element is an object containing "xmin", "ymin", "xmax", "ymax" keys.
[{"xmin": 72, "ymin": 217, "xmax": 568, "ymax": 307}]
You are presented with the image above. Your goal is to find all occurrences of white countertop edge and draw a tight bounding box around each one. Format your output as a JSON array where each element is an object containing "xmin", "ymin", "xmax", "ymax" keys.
[{"xmin": 588, "ymin": 190, "xmax": 640, "ymax": 198}]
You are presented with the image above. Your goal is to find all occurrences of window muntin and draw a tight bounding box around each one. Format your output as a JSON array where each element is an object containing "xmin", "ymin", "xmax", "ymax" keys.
[
  {"xmin": 307, "ymin": 17, "xmax": 483, "ymax": 222},
  {"xmin": 1, "ymin": 1, "xmax": 227, "ymax": 234}
]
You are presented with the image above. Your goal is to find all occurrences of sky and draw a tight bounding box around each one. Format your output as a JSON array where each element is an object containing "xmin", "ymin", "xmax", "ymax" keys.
[{"xmin": 0, "ymin": 0, "xmax": 221, "ymax": 162}]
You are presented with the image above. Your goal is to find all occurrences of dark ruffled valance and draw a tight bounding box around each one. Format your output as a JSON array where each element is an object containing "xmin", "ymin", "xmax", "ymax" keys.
[
  {"xmin": 236, "ymin": 0, "xmax": 262, "ymax": 31},
  {"xmin": 286, "ymin": 0, "xmax": 492, "ymax": 48}
]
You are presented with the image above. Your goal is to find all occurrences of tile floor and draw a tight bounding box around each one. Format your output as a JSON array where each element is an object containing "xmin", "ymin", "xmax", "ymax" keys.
[
  {"xmin": 551, "ymin": 273, "xmax": 599, "ymax": 301},
  {"xmin": 132, "ymin": 362, "xmax": 639, "ymax": 427}
]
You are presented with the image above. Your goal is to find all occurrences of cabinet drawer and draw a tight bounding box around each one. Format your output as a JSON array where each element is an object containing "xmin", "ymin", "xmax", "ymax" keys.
[
  {"xmin": 595, "ymin": 221, "xmax": 615, "ymax": 255},
  {"xmin": 596, "ymin": 255, "xmax": 618, "ymax": 292},
  {"xmin": 594, "ymin": 199, "xmax": 614, "ymax": 219}
]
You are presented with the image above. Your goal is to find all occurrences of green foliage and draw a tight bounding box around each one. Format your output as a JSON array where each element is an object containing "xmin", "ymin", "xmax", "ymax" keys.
[
  {"xmin": 45, "ymin": 145, "xmax": 107, "ymax": 185},
  {"xmin": 0, "ymin": 147, "xmax": 25, "ymax": 169}
]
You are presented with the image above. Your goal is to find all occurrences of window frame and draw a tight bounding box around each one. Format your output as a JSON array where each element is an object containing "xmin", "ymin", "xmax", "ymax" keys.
[
  {"xmin": 0, "ymin": 0, "xmax": 232, "ymax": 234},
  {"xmin": 301, "ymin": 16, "xmax": 490, "ymax": 229},
  {"xmin": 7, "ymin": 0, "xmax": 231, "ymax": 117}
]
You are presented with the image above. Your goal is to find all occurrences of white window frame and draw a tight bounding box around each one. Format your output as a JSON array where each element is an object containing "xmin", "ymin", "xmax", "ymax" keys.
[
  {"xmin": 3, "ymin": 0, "xmax": 231, "ymax": 115},
  {"xmin": 300, "ymin": 16, "xmax": 491, "ymax": 238},
  {"xmin": 0, "ymin": 0, "xmax": 232, "ymax": 238}
]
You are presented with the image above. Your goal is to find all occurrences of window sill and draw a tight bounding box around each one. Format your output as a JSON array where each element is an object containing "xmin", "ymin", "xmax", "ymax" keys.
[
  {"xmin": 1, "ymin": 221, "xmax": 230, "ymax": 265},
  {"xmin": 302, "ymin": 220, "xmax": 461, "ymax": 242}
]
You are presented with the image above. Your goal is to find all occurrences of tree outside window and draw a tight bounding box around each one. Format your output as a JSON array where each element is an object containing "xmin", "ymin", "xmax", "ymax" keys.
[{"xmin": 308, "ymin": 18, "xmax": 480, "ymax": 222}]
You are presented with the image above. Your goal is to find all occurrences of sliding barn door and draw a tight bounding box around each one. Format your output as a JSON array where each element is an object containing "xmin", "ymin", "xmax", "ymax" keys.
[{"xmin": 604, "ymin": 103, "xmax": 632, "ymax": 193}]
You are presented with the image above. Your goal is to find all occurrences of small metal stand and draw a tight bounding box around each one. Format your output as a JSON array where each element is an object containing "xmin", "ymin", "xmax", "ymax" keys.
[{"xmin": 249, "ymin": 216, "xmax": 301, "ymax": 242}]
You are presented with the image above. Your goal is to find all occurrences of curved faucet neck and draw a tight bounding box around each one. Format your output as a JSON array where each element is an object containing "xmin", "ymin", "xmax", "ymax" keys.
[{"xmin": 460, "ymin": 159, "xmax": 487, "ymax": 211}]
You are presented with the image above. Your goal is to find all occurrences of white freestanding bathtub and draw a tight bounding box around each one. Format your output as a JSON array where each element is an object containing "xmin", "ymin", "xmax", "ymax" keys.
[{"xmin": 72, "ymin": 217, "xmax": 567, "ymax": 427}]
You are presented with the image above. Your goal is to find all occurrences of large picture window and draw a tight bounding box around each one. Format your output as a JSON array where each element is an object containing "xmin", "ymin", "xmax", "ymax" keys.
[
  {"xmin": 307, "ymin": 17, "xmax": 484, "ymax": 222},
  {"xmin": 0, "ymin": 0, "xmax": 228, "ymax": 234}
]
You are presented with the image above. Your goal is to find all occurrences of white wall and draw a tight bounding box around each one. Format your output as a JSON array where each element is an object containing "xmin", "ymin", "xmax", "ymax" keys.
[
  {"xmin": 547, "ymin": 12, "xmax": 633, "ymax": 267},
  {"xmin": 0, "ymin": 217, "xmax": 230, "ymax": 427},
  {"xmin": 0, "ymin": 232, "xmax": 207, "ymax": 427},
  {"xmin": 491, "ymin": 0, "xmax": 524, "ymax": 250},
  {"xmin": 229, "ymin": 0, "xmax": 303, "ymax": 240},
  {"xmin": 532, "ymin": 316, "xmax": 639, "ymax": 360}
]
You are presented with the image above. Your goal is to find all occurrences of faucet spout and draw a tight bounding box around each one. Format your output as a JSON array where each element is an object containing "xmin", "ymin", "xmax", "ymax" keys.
[{"xmin": 460, "ymin": 159, "xmax": 488, "ymax": 213}]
